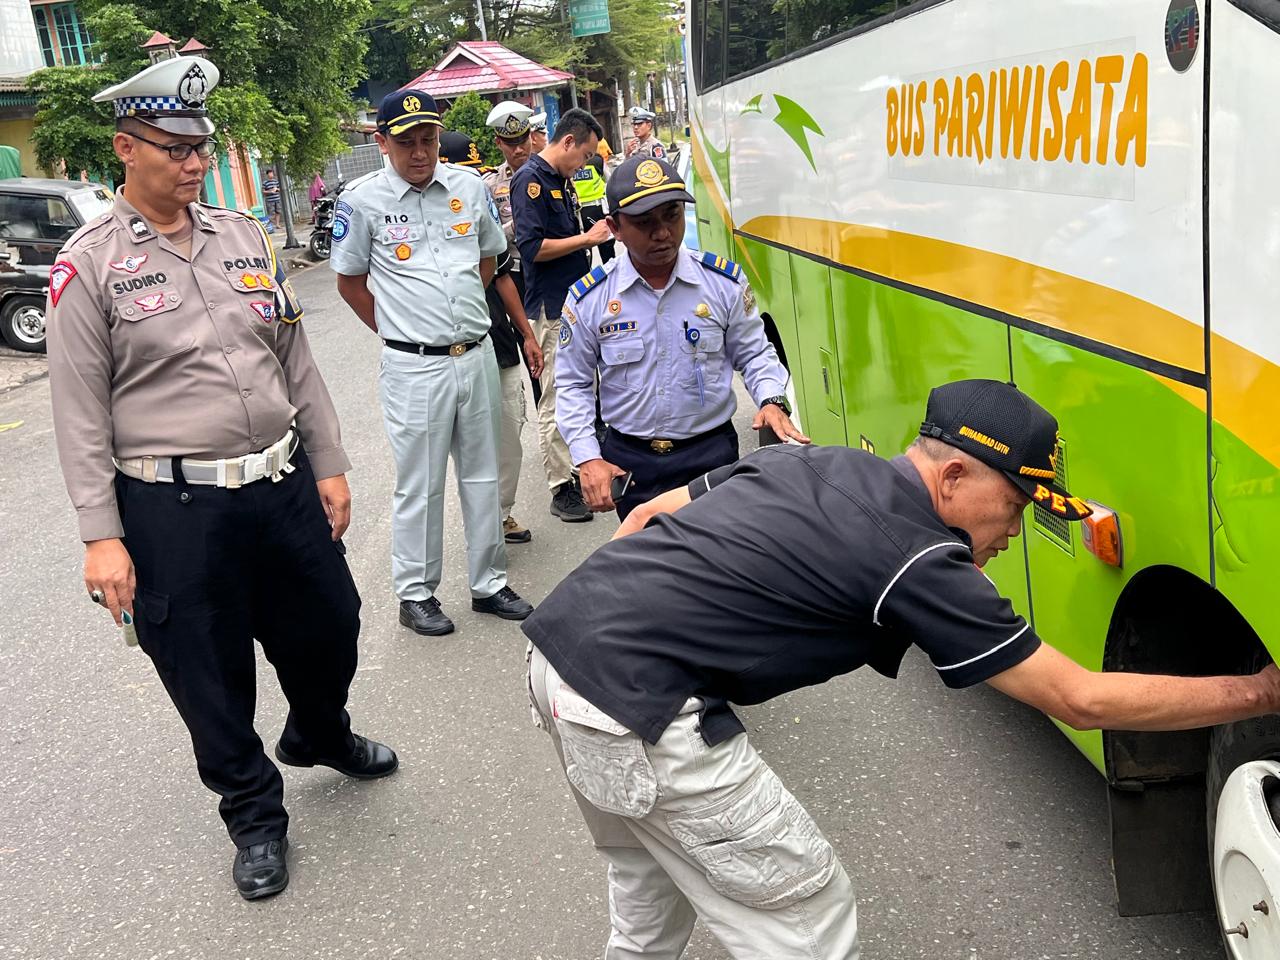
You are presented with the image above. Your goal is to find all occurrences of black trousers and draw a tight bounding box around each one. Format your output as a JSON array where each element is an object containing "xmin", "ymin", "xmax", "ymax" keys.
[
  {"xmin": 117, "ymin": 448, "xmax": 360, "ymax": 847},
  {"xmin": 602, "ymin": 422, "xmax": 739, "ymax": 520},
  {"xmin": 580, "ymin": 204, "xmax": 615, "ymax": 264}
]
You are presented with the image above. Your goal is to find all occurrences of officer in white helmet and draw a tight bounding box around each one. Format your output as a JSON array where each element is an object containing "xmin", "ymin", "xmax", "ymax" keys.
[
  {"xmin": 48, "ymin": 55, "xmax": 398, "ymax": 901},
  {"xmin": 626, "ymin": 105, "xmax": 667, "ymax": 160},
  {"xmin": 529, "ymin": 112, "xmax": 548, "ymax": 152}
]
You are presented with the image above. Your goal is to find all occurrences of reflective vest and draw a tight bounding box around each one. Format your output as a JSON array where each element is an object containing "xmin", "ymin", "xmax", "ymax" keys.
[{"xmin": 572, "ymin": 164, "xmax": 606, "ymax": 205}]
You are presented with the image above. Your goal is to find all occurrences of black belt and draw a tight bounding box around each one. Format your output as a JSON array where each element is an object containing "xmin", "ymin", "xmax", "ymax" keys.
[
  {"xmin": 607, "ymin": 421, "xmax": 733, "ymax": 455},
  {"xmin": 383, "ymin": 335, "xmax": 486, "ymax": 357}
]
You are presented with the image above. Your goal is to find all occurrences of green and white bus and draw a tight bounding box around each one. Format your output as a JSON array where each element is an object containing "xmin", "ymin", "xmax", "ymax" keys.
[{"xmin": 685, "ymin": 0, "xmax": 1280, "ymax": 951}]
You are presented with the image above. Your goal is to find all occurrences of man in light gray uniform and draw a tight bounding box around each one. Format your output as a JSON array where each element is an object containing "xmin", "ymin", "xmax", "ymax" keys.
[{"xmin": 332, "ymin": 88, "xmax": 533, "ymax": 636}]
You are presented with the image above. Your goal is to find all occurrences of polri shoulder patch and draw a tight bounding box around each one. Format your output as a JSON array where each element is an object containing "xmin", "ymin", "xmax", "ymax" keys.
[
  {"xmin": 698, "ymin": 251, "xmax": 743, "ymax": 283},
  {"xmin": 570, "ymin": 265, "xmax": 609, "ymax": 303}
]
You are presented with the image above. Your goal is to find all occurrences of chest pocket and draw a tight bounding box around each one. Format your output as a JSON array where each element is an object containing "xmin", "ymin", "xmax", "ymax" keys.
[
  {"xmin": 600, "ymin": 337, "xmax": 647, "ymax": 393},
  {"xmin": 680, "ymin": 324, "xmax": 727, "ymax": 387},
  {"xmin": 113, "ymin": 289, "xmax": 194, "ymax": 361},
  {"xmin": 378, "ymin": 225, "xmax": 422, "ymax": 262},
  {"xmin": 442, "ymin": 218, "xmax": 479, "ymax": 247},
  {"xmin": 222, "ymin": 264, "xmax": 276, "ymax": 295}
]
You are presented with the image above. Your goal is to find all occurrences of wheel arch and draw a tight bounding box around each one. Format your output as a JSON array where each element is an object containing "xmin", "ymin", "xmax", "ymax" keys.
[{"xmin": 1101, "ymin": 564, "xmax": 1270, "ymax": 916}]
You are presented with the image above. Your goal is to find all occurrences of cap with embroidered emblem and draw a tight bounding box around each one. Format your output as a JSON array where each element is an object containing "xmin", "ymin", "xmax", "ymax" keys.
[
  {"xmin": 438, "ymin": 131, "xmax": 484, "ymax": 166},
  {"xmin": 92, "ymin": 56, "xmax": 220, "ymax": 137},
  {"xmin": 919, "ymin": 379, "xmax": 1092, "ymax": 521},
  {"xmin": 528, "ymin": 112, "xmax": 547, "ymax": 133},
  {"xmin": 377, "ymin": 89, "xmax": 443, "ymax": 136},
  {"xmin": 485, "ymin": 100, "xmax": 533, "ymax": 141},
  {"xmin": 629, "ymin": 106, "xmax": 656, "ymax": 123},
  {"xmin": 605, "ymin": 156, "xmax": 694, "ymax": 216}
]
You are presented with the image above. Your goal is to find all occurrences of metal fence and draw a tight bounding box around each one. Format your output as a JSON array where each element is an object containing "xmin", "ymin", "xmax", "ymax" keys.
[{"xmin": 286, "ymin": 143, "xmax": 385, "ymax": 220}]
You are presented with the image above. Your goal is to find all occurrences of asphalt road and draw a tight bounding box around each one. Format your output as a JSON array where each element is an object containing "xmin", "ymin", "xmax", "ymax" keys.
[{"xmin": 0, "ymin": 264, "xmax": 1221, "ymax": 959}]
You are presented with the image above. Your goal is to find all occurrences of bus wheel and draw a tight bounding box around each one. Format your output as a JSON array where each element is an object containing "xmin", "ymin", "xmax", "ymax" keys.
[{"xmin": 1207, "ymin": 716, "xmax": 1280, "ymax": 957}]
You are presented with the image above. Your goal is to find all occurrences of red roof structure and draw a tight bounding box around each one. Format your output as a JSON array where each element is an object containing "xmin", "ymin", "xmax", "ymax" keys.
[
  {"xmin": 141, "ymin": 31, "xmax": 176, "ymax": 49},
  {"xmin": 179, "ymin": 38, "xmax": 210, "ymax": 54},
  {"xmin": 404, "ymin": 41, "xmax": 573, "ymax": 99}
]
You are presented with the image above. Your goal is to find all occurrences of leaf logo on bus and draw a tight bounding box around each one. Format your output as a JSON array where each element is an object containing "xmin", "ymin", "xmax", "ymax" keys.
[{"xmin": 739, "ymin": 94, "xmax": 824, "ymax": 173}]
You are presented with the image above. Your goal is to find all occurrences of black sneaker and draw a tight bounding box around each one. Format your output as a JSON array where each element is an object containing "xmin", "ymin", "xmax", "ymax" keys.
[
  {"xmin": 471, "ymin": 586, "xmax": 535, "ymax": 620},
  {"xmin": 399, "ymin": 598, "xmax": 455, "ymax": 636},
  {"xmin": 550, "ymin": 480, "xmax": 593, "ymax": 522}
]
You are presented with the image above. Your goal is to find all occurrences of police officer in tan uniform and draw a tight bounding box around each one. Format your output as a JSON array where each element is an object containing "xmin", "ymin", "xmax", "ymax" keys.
[
  {"xmin": 625, "ymin": 106, "xmax": 667, "ymax": 160},
  {"xmin": 46, "ymin": 56, "xmax": 397, "ymax": 902}
]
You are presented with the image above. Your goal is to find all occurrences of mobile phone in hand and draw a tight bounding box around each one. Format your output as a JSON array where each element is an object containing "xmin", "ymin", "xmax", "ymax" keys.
[{"xmin": 610, "ymin": 471, "xmax": 634, "ymax": 502}]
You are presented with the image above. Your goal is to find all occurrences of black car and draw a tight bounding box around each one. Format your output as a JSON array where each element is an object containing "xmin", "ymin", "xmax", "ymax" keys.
[{"xmin": 0, "ymin": 178, "xmax": 114, "ymax": 353}]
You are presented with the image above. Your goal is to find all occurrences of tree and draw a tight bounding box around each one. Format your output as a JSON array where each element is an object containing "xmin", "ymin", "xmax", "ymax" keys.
[
  {"xmin": 30, "ymin": 0, "xmax": 373, "ymax": 180},
  {"xmin": 442, "ymin": 91, "xmax": 502, "ymax": 166}
]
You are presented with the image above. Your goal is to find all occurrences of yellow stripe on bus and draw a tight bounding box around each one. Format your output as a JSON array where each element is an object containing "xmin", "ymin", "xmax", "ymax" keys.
[{"xmin": 741, "ymin": 215, "xmax": 1205, "ymax": 375}]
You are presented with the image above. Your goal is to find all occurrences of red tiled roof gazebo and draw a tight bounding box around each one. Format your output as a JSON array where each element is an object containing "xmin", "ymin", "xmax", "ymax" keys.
[{"xmin": 404, "ymin": 41, "xmax": 574, "ymax": 99}]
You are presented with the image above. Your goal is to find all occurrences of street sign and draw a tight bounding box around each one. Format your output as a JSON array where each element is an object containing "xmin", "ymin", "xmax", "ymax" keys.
[{"xmin": 569, "ymin": 0, "xmax": 610, "ymax": 37}]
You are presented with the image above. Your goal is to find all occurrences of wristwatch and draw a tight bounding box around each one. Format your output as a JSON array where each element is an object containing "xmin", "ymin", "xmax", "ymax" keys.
[{"xmin": 761, "ymin": 395, "xmax": 791, "ymax": 415}]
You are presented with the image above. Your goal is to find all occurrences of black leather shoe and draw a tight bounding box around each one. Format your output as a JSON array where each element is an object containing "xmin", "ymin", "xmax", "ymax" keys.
[
  {"xmin": 399, "ymin": 598, "xmax": 454, "ymax": 635},
  {"xmin": 550, "ymin": 480, "xmax": 592, "ymax": 522},
  {"xmin": 275, "ymin": 734, "xmax": 399, "ymax": 780},
  {"xmin": 233, "ymin": 837, "xmax": 288, "ymax": 901},
  {"xmin": 471, "ymin": 585, "xmax": 534, "ymax": 620}
]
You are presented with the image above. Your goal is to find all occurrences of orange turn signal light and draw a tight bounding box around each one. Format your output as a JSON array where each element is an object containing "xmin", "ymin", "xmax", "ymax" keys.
[{"xmin": 1080, "ymin": 501, "xmax": 1122, "ymax": 567}]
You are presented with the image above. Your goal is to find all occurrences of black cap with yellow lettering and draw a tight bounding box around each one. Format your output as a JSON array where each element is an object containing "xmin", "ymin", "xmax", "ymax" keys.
[
  {"xmin": 377, "ymin": 88, "xmax": 443, "ymax": 136},
  {"xmin": 605, "ymin": 156, "xmax": 694, "ymax": 216},
  {"xmin": 920, "ymin": 379, "xmax": 1092, "ymax": 521}
]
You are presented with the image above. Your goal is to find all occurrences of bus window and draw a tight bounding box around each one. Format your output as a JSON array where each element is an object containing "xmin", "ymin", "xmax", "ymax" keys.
[
  {"xmin": 700, "ymin": 0, "xmax": 725, "ymax": 90},
  {"xmin": 727, "ymin": 0, "xmax": 787, "ymax": 77},
  {"xmin": 784, "ymin": 1, "xmax": 899, "ymax": 53}
]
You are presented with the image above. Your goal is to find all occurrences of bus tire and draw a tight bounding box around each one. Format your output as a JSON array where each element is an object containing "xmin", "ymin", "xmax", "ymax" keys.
[{"xmin": 1205, "ymin": 715, "xmax": 1280, "ymax": 956}]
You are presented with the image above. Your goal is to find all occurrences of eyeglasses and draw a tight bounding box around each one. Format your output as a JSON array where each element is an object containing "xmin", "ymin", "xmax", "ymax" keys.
[{"xmin": 127, "ymin": 131, "xmax": 218, "ymax": 161}]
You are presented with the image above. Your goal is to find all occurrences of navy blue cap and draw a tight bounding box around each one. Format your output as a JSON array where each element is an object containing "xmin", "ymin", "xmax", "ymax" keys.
[
  {"xmin": 377, "ymin": 89, "xmax": 442, "ymax": 136},
  {"xmin": 606, "ymin": 156, "xmax": 694, "ymax": 217}
]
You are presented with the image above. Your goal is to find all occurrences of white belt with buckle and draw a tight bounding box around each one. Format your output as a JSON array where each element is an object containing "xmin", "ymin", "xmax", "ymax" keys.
[{"xmin": 114, "ymin": 430, "xmax": 297, "ymax": 488}]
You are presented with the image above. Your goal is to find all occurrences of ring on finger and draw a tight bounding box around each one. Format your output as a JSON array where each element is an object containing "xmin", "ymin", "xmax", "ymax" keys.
[{"xmin": 89, "ymin": 589, "xmax": 105, "ymax": 605}]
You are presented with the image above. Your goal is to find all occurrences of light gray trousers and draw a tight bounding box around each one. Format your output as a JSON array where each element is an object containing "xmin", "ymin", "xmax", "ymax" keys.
[
  {"xmin": 527, "ymin": 645, "xmax": 861, "ymax": 960},
  {"xmin": 378, "ymin": 340, "xmax": 506, "ymax": 601}
]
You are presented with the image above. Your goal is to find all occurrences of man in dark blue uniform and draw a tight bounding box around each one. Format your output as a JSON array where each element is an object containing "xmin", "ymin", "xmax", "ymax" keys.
[{"xmin": 510, "ymin": 107, "xmax": 612, "ymax": 524}]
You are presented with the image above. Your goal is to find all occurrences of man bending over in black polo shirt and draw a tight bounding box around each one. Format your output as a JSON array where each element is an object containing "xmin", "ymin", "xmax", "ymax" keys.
[{"xmin": 521, "ymin": 379, "xmax": 1280, "ymax": 960}]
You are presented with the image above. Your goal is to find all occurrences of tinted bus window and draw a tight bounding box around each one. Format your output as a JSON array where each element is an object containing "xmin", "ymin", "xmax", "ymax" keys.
[
  {"xmin": 727, "ymin": 0, "xmax": 787, "ymax": 75},
  {"xmin": 703, "ymin": 0, "xmax": 726, "ymax": 88},
  {"xmin": 784, "ymin": 1, "xmax": 899, "ymax": 52}
]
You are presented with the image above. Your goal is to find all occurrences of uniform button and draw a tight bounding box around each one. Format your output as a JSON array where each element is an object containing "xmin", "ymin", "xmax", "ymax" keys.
[
  {"xmin": 434, "ymin": 248, "xmax": 440, "ymax": 253},
  {"xmin": 427, "ymin": 221, "xmax": 433, "ymax": 226},
  {"xmin": 125, "ymin": 308, "xmax": 135, "ymax": 316},
  {"xmin": 225, "ymin": 346, "xmax": 235, "ymax": 354},
  {"xmin": 179, "ymin": 492, "xmax": 192, "ymax": 504},
  {"xmin": 250, "ymin": 435, "xmax": 260, "ymax": 445},
  {"xmin": 442, "ymin": 272, "xmax": 448, "ymax": 277},
  {"xmin": 242, "ymin": 389, "xmax": 252, "ymax": 398},
  {"xmin": 449, "ymin": 297, "xmax": 456, "ymax": 303},
  {"xmin": 208, "ymin": 301, "xmax": 217, "ymax": 309}
]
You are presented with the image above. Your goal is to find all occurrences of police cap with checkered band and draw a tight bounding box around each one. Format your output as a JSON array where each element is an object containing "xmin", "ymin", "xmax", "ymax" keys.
[
  {"xmin": 920, "ymin": 379, "xmax": 1092, "ymax": 521},
  {"xmin": 93, "ymin": 56, "xmax": 220, "ymax": 137}
]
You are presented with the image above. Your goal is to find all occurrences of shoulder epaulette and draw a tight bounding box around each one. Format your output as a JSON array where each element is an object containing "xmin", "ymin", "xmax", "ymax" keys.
[
  {"xmin": 343, "ymin": 169, "xmax": 380, "ymax": 192},
  {"xmin": 699, "ymin": 251, "xmax": 743, "ymax": 282},
  {"xmin": 570, "ymin": 265, "xmax": 609, "ymax": 302}
]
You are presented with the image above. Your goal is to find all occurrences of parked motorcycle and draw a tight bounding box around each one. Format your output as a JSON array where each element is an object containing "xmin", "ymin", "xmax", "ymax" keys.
[{"xmin": 307, "ymin": 181, "xmax": 345, "ymax": 260}]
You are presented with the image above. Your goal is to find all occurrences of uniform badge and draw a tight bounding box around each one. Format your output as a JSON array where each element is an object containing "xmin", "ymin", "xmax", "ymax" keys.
[
  {"xmin": 250, "ymin": 301, "xmax": 275, "ymax": 323},
  {"xmin": 562, "ymin": 304, "xmax": 577, "ymax": 326},
  {"xmin": 178, "ymin": 63, "xmax": 210, "ymax": 108},
  {"xmin": 386, "ymin": 226, "xmax": 411, "ymax": 242},
  {"xmin": 527, "ymin": 182, "xmax": 541, "ymax": 199},
  {"xmin": 395, "ymin": 243, "xmax": 412, "ymax": 260},
  {"xmin": 487, "ymin": 195, "xmax": 500, "ymax": 225},
  {"xmin": 128, "ymin": 217, "xmax": 150, "ymax": 239},
  {"xmin": 336, "ymin": 200, "xmax": 353, "ymax": 216},
  {"xmin": 134, "ymin": 293, "xmax": 166, "ymax": 313},
  {"xmin": 402, "ymin": 94, "xmax": 421, "ymax": 113},
  {"xmin": 495, "ymin": 186, "xmax": 510, "ymax": 197},
  {"xmin": 239, "ymin": 272, "xmax": 262, "ymax": 290},
  {"xmin": 558, "ymin": 319, "xmax": 573, "ymax": 346},
  {"xmin": 607, "ymin": 299, "xmax": 622, "ymax": 316},
  {"xmin": 743, "ymin": 284, "xmax": 757, "ymax": 315},
  {"xmin": 599, "ymin": 320, "xmax": 637, "ymax": 336},
  {"xmin": 449, "ymin": 197, "xmax": 463, "ymax": 213},
  {"xmin": 109, "ymin": 253, "xmax": 148, "ymax": 274},
  {"xmin": 49, "ymin": 261, "xmax": 78, "ymax": 307},
  {"xmin": 694, "ymin": 303, "xmax": 711, "ymax": 319},
  {"xmin": 450, "ymin": 222, "xmax": 472, "ymax": 236},
  {"xmin": 256, "ymin": 273, "xmax": 274, "ymax": 289},
  {"xmin": 634, "ymin": 160, "xmax": 668, "ymax": 187},
  {"xmin": 550, "ymin": 189, "xmax": 563, "ymax": 200},
  {"xmin": 332, "ymin": 215, "xmax": 349, "ymax": 242}
]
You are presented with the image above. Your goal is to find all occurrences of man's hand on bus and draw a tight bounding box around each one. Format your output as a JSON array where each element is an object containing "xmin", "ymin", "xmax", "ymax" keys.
[
  {"xmin": 753, "ymin": 404, "xmax": 810, "ymax": 444},
  {"xmin": 579, "ymin": 458, "xmax": 627, "ymax": 512},
  {"xmin": 986, "ymin": 643, "xmax": 1280, "ymax": 732}
]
